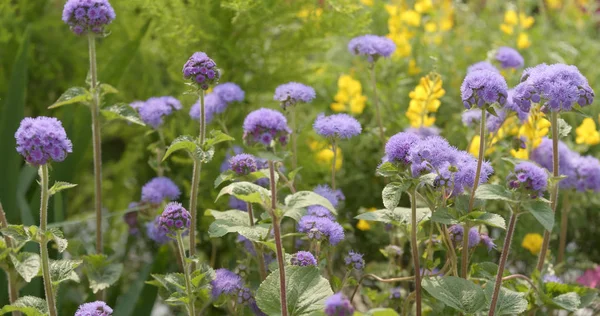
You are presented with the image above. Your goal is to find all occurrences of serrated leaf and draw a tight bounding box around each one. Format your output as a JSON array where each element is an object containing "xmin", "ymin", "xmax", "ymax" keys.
[
  {"xmin": 463, "ymin": 212, "xmax": 506, "ymax": 229},
  {"xmin": 50, "ymin": 259, "xmax": 81, "ymax": 286},
  {"xmin": 216, "ymin": 181, "xmax": 271, "ymax": 205},
  {"xmin": 475, "ymin": 184, "xmax": 516, "ymax": 202},
  {"xmin": 214, "ymin": 170, "xmax": 269, "ymax": 188},
  {"xmin": 470, "ymin": 262, "xmax": 500, "ymax": 280},
  {"xmin": 0, "ymin": 296, "xmax": 48, "ymax": 316},
  {"xmin": 551, "ymin": 292, "xmax": 581, "ymax": 311},
  {"xmin": 46, "ymin": 227, "xmax": 68, "ymax": 252},
  {"xmin": 190, "ymin": 263, "xmax": 215, "ymax": 289},
  {"xmin": 101, "ymin": 103, "xmax": 145, "ymax": 126},
  {"xmin": 354, "ymin": 207, "xmax": 430, "ymax": 226},
  {"xmin": 484, "ymin": 282, "xmax": 528, "ymax": 315},
  {"xmin": 1, "ymin": 224, "xmax": 31, "ymax": 244},
  {"xmin": 522, "ymin": 200, "xmax": 554, "ymax": 231},
  {"xmin": 48, "ymin": 181, "xmax": 77, "ymax": 196},
  {"xmin": 99, "ymin": 83, "xmax": 118, "ymax": 95},
  {"xmin": 288, "ymin": 167, "xmax": 303, "ymax": 182},
  {"xmin": 203, "ymin": 130, "xmax": 235, "ymax": 148},
  {"xmin": 10, "ymin": 252, "xmax": 40, "ymax": 282},
  {"xmin": 557, "ymin": 118, "xmax": 572, "ymax": 138},
  {"xmin": 83, "ymin": 254, "xmax": 123, "ymax": 293},
  {"xmin": 194, "ymin": 146, "xmax": 214, "ymax": 163},
  {"xmin": 163, "ymin": 135, "xmax": 197, "ymax": 161},
  {"xmin": 376, "ymin": 162, "xmax": 399, "ymax": 177},
  {"xmin": 430, "ymin": 207, "xmax": 459, "ymax": 225},
  {"xmin": 382, "ymin": 182, "xmax": 406, "ymax": 211},
  {"xmin": 421, "ymin": 276, "xmax": 486, "ymax": 314},
  {"xmin": 285, "ymin": 191, "xmax": 337, "ymax": 215},
  {"xmin": 48, "ymin": 87, "xmax": 89, "ymax": 109},
  {"xmin": 256, "ymin": 266, "xmax": 333, "ymax": 316},
  {"xmin": 207, "ymin": 209, "xmax": 270, "ymax": 241}
]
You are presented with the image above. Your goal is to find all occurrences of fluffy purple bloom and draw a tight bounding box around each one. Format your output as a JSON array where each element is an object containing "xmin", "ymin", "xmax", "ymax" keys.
[
  {"xmin": 229, "ymin": 154, "xmax": 258, "ymax": 175},
  {"xmin": 495, "ymin": 47, "xmax": 524, "ymax": 69},
  {"xmin": 74, "ymin": 301, "xmax": 113, "ymax": 316},
  {"xmin": 15, "ymin": 117, "xmax": 73, "ymax": 166},
  {"xmin": 213, "ymin": 82, "xmax": 245, "ymax": 104},
  {"xmin": 297, "ymin": 215, "xmax": 345, "ymax": 246},
  {"xmin": 507, "ymin": 162, "xmax": 548, "ymax": 198},
  {"xmin": 307, "ymin": 206, "xmax": 335, "ymax": 221},
  {"xmin": 140, "ymin": 177, "xmax": 181, "ymax": 204},
  {"xmin": 237, "ymin": 235, "xmax": 256, "ymax": 255},
  {"xmin": 274, "ymin": 82, "xmax": 316, "ymax": 108},
  {"xmin": 408, "ymin": 136, "xmax": 456, "ymax": 175},
  {"xmin": 313, "ymin": 113, "xmax": 362, "ymax": 139},
  {"xmin": 461, "ymin": 69, "xmax": 509, "ymax": 109},
  {"xmin": 531, "ymin": 138, "xmax": 578, "ymax": 188},
  {"xmin": 291, "ymin": 251, "xmax": 317, "ymax": 266},
  {"xmin": 504, "ymin": 89, "xmax": 530, "ymax": 121},
  {"xmin": 385, "ymin": 132, "xmax": 420, "ymax": 165},
  {"xmin": 571, "ymin": 155, "xmax": 600, "ymax": 192},
  {"xmin": 462, "ymin": 108, "xmax": 506, "ymax": 132},
  {"xmin": 229, "ymin": 196, "xmax": 248, "ymax": 211},
  {"xmin": 512, "ymin": 63, "xmax": 594, "ymax": 112},
  {"xmin": 220, "ymin": 146, "xmax": 244, "ymax": 172},
  {"xmin": 189, "ymin": 93, "xmax": 226, "ymax": 124},
  {"xmin": 404, "ymin": 126, "xmax": 440, "ymax": 138},
  {"xmin": 543, "ymin": 275, "xmax": 563, "ymax": 284},
  {"xmin": 146, "ymin": 216, "xmax": 171, "ymax": 244},
  {"xmin": 313, "ymin": 184, "xmax": 343, "ymax": 208},
  {"xmin": 137, "ymin": 96, "xmax": 182, "ymax": 129},
  {"xmin": 182, "ymin": 52, "xmax": 221, "ymax": 90},
  {"xmin": 243, "ymin": 108, "xmax": 291, "ymax": 147},
  {"xmin": 467, "ymin": 61, "xmax": 499, "ymax": 74},
  {"xmin": 211, "ymin": 268, "xmax": 243, "ymax": 299},
  {"xmin": 448, "ymin": 225, "xmax": 481, "ymax": 248},
  {"xmin": 324, "ymin": 293, "xmax": 354, "ymax": 316},
  {"xmin": 480, "ymin": 234, "xmax": 497, "ymax": 252},
  {"xmin": 157, "ymin": 202, "xmax": 191, "ymax": 234},
  {"xmin": 348, "ymin": 35, "xmax": 396, "ymax": 63},
  {"xmin": 62, "ymin": 0, "xmax": 116, "ymax": 35},
  {"xmin": 451, "ymin": 151, "xmax": 493, "ymax": 196},
  {"xmin": 344, "ymin": 250, "xmax": 365, "ymax": 270}
]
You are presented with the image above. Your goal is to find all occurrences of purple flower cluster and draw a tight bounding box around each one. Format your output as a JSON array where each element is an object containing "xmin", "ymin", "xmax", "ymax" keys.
[
  {"xmin": 211, "ymin": 268, "xmax": 243, "ymax": 299},
  {"xmin": 274, "ymin": 82, "xmax": 316, "ymax": 109},
  {"xmin": 146, "ymin": 216, "xmax": 171, "ymax": 244},
  {"xmin": 324, "ymin": 293, "xmax": 354, "ymax": 316},
  {"xmin": 213, "ymin": 83, "xmax": 245, "ymax": 104},
  {"xmin": 229, "ymin": 196, "xmax": 248, "ymax": 211},
  {"xmin": 140, "ymin": 177, "xmax": 181, "ymax": 204},
  {"xmin": 512, "ymin": 63, "xmax": 594, "ymax": 112},
  {"xmin": 467, "ymin": 61, "xmax": 499, "ymax": 74},
  {"xmin": 134, "ymin": 96, "xmax": 183, "ymax": 129},
  {"xmin": 15, "ymin": 117, "xmax": 73, "ymax": 166},
  {"xmin": 461, "ymin": 69, "xmax": 509, "ymax": 109},
  {"xmin": 313, "ymin": 113, "xmax": 362, "ymax": 140},
  {"xmin": 507, "ymin": 162, "xmax": 548, "ymax": 198},
  {"xmin": 74, "ymin": 300, "xmax": 113, "ymax": 316},
  {"xmin": 504, "ymin": 89, "xmax": 530, "ymax": 121},
  {"xmin": 62, "ymin": 0, "xmax": 116, "ymax": 35},
  {"xmin": 221, "ymin": 146, "xmax": 244, "ymax": 172},
  {"xmin": 297, "ymin": 215, "xmax": 344, "ymax": 246},
  {"xmin": 495, "ymin": 47, "xmax": 524, "ymax": 69},
  {"xmin": 348, "ymin": 35, "xmax": 396, "ymax": 63},
  {"xmin": 189, "ymin": 83, "xmax": 245, "ymax": 123},
  {"xmin": 182, "ymin": 52, "xmax": 220, "ymax": 90},
  {"xmin": 313, "ymin": 184, "xmax": 344, "ymax": 208},
  {"xmin": 448, "ymin": 225, "xmax": 496, "ymax": 251},
  {"xmin": 291, "ymin": 251, "xmax": 317, "ymax": 266},
  {"xmin": 344, "ymin": 250, "xmax": 365, "ymax": 270},
  {"xmin": 243, "ymin": 108, "xmax": 291, "ymax": 147},
  {"xmin": 157, "ymin": 202, "xmax": 191, "ymax": 234},
  {"xmin": 229, "ymin": 154, "xmax": 258, "ymax": 175},
  {"xmin": 307, "ymin": 206, "xmax": 335, "ymax": 221},
  {"xmin": 385, "ymin": 132, "xmax": 420, "ymax": 165}
]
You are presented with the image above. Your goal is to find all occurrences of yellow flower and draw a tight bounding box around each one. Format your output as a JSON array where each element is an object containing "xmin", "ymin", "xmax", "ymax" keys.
[
  {"xmin": 511, "ymin": 148, "xmax": 529, "ymax": 159},
  {"xmin": 356, "ymin": 207, "xmax": 377, "ymax": 231},
  {"xmin": 576, "ymin": 118, "xmax": 600, "ymax": 145},
  {"xmin": 414, "ymin": 0, "xmax": 433, "ymax": 13},
  {"xmin": 315, "ymin": 145, "xmax": 343, "ymax": 170},
  {"xmin": 500, "ymin": 23, "xmax": 514, "ymax": 35},
  {"xmin": 297, "ymin": 8, "xmax": 323, "ymax": 19},
  {"xmin": 408, "ymin": 59, "xmax": 421, "ymax": 75},
  {"xmin": 361, "ymin": 0, "xmax": 374, "ymax": 6},
  {"xmin": 330, "ymin": 74, "xmax": 367, "ymax": 114},
  {"xmin": 522, "ymin": 233, "xmax": 544, "ymax": 255},
  {"xmin": 469, "ymin": 135, "xmax": 497, "ymax": 157},
  {"xmin": 517, "ymin": 32, "xmax": 531, "ymax": 49},
  {"xmin": 406, "ymin": 72, "xmax": 445, "ymax": 128},
  {"xmin": 546, "ymin": 0, "xmax": 562, "ymax": 9},
  {"xmin": 424, "ymin": 22, "xmax": 437, "ymax": 33},
  {"xmin": 518, "ymin": 110, "xmax": 550, "ymax": 149},
  {"xmin": 401, "ymin": 10, "xmax": 421, "ymax": 27},
  {"xmin": 504, "ymin": 9, "xmax": 518, "ymax": 25},
  {"xmin": 519, "ymin": 13, "xmax": 535, "ymax": 29}
]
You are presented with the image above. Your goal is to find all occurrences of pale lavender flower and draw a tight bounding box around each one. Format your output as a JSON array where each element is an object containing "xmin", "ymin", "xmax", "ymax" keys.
[
  {"xmin": 189, "ymin": 93, "xmax": 226, "ymax": 124},
  {"xmin": 531, "ymin": 138, "xmax": 578, "ymax": 188},
  {"xmin": 480, "ymin": 234, "xmax": 497, "ymax": 252},
  {"xmin": 571, "ymin": 155, "xmax": 600, "ymax": 192},
  {"xmin": 182, "ymin": 52, "xmax": 220, "ymax": 90},
  {"xmin": 461, "ymin": 69, "xmax": 508, "ymax": 109},
  {"xmin": 404, "ymin": 126, "xmax": 440, "ymax": 138},
  {"xmin": 211, "ymin": 269, "xmax": 243, "ymax": 299},
  {"xmin": 146, "ymin": 216, "xmax": 171, "ymax": 244},
  {"xmin": 62, "ymin": 0, "xmax": 116, "ymax": 35},
  {"xmin": 467, "ymin": 61, "xmax": 499, "ymax": 74},
  {"xmin": 75, "ymin": 301, "xmax": 113, "ymax": 316},
  {"xmin": 344, "ymin": 250, "xmax": 365, "ymax": 270},
  {"xmin": 313, "ymin": 113, "xmax": 362, "ymax": 139},
  {"xmin": 229, "ymin": 154, "xmax": 258, "ymax": 175},
  {"xmin": 543, "ymin": 275, "xmax": 563, "ymax": 283},
  {"xmin": 291, "ymin": 251, "xmax": 317, "ymax": 266},
  {"xmin": 297, "ymin": 215, "xmax": 344, "ymax": 246},
  {"xmin": 313, "ymin": 184, "xmax": 343, "ymax": 208},
  {"xmin": 324, "ymin": 293, "xmax": 354, "ymax": 316},
  {"xmin": 385, "ymin": 132, "xmax": 420, "ymax": 165},
  {"xmin": 495, "ymin": 47, "xmax": 524, "ymax": 69},
  {"xmin": 507, "ymin": 162, "xmax": 548, "ymax": 198},
  {"xmin": 306, "ymin": 206, "xmax": 335, "ymax": 221},
  {"xmin": 15, "ymin": 117, "xmax": 73, "ymax": 166},
  {"xmin": 274, "ymin": 82, "xmax": 316, "ymax": 109},
  {"xmin": 504, "ymin": 89, "xmax": 530, "ymax": 121},
  {"xmin": 243, "ymin": 108, "xmax": 291, "ymax": 147},
  {"xmin": 213, "ymin": 82, "xmax": 245, "ymax": 104},
  {"xmin": 141, "ymin": 177, "xmax": 181, "ymax": 204},
  {"xmin": 348, "ymin": 35, "xmax": 396, "ymax": 62},
  {"xmin": 448, "ymin": 225, "xmax": 481, "ymax": 248},
  {"xmin": 137, "ymin": 96, "xmax": 182, "ymax": 129}
]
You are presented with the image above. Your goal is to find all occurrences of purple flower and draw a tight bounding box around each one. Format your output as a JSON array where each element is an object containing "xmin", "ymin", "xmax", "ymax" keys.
[
  {"xmin": 211, "ymin": 268, "xmax": 243, "ymax": 299},
  {"xmin": 571, "ymin": 155, "xmax": 600, "ymax": 192},
  {"xmin": 274, "ymin": 82, "xmax": 316, "ymax": 108},
  {"xmin": 495, "ymin": 47, "xmax": 524, "ymax": 69},
  {"xmin": 213, "ymin": 82, "xmax": 245, "ymax": 104},
  {"xmin": 243, "ymin": 108, "xmax": 291, "ymax": 147},
  {"xmin": 182, "ymin": 52, "xmax": 221, "ymax": 90},
  {"xmin": 324, "ymin": 293, "xmax": 354, "ymax": 316},
  {"xmin": 504, "ymin": 89, "xmax": 530, "ymax": 121},
  {"xmin": 15, "ymin": 116, "xmax": 73, "ymax": 166},
  {"xmin": 480, "ymin": 234, "xmax": 497, "ymax": 252},
  {"xmin": 448, "ymin": 225, "xmax": 481, "ymax": 248},
  {"xmin": 348, "ymin": 35, "xmax": 396, "ymax": 63},
  {"xmin": 344, "ymin": 250, "xmax": 365, "ymax": 270},
  {"xmin": 137, "ymin": 96, "xmax": 182, "ymax": 129},
  {"xmin": 512, "ymin": 63, "xmax": 594, "ymax": 112},
  {"xmin": 189, "ymin": 93, "xmax": 225, "ymax": 124},
  {"xmin": 389, "ymin": 287, "xmax": 404, "ymax": 299},
  {"xmin": 307, "ymin": 206, "xmax": 335, "ymax": 220},
  {"xmin": 297, "ymin": 215, "xmax": 345, "ymax": 246},
  {"xmin": 507, "ymin": 162, "xmax": 548, "ymax": 198},
  {"xmin": 467, "ymin": 61, "xmax": 499, "ymax": 74},
  {"xmin": 229, "ymin": 154, "xmax": 258, "ymax": 175},
  {"xmin": 75, "ymin": 301, "xmax": 113, "ymax": 316},
  {"xmin": 313, "ymin": 113, "xmax": 362, "ymax": 139},
  {"xmin": 313, "ymin": 184, "xmax": 343, "ymax": 208},
  {"xmin": 140, "ymin": 177, "xmax": 181, "ymax": 204},
  {"xmin": 291, "ymin": 251, "xmax": 317, "ymax": 266},
  {"xmin": 220, "ymin": 146, "xmax": 244, "ymax": 172},
  {"xmin": 461, "ymin": 69, "xmax": 509, "ymax": 109},
  {"xmin": 531, "ymin": 138, "xmax": 578, "ymax": 188},
  {"xmin": 404, "ymin": 126, "xmax": 440, "ymax": 138},
  {"xmin": 62, "ymin": 0, "xmax": 116, "ymax": 35},
  {"xmin": 385, "ymin": 132, "xmax": 420, "ymax": 165},
  {"xmin": 229, "ymin": 196, "xmax": 248, "ymax": 211},
  {"xmin": 146, "ymin": 216, "xmax": 172, "ymax": 244},
  {"xmin": 462, "ymin": 109, "xmax": 481, "ymax": 127},
  {"xmin": 157, "ymin": 202, "xmax": 191, "ymax": 234},
  {"xmin": 237, "ymin": 235, "xmax": 256, "ymax": 255},
  {"xmin": 124, "ymin": 202, "xmax": 139, "ymax": 235},
  {"xmin": 543, "ymin": 274, "xmax": 563, "ymax": 284},
  {"xmin": 452, "ymin": 151, "xmax": 493, "ymax": 196}
]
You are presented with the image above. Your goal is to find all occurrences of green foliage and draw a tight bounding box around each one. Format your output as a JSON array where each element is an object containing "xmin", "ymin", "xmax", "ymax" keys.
[
  {"xmin": 522, "ymin": 200, "xmax": 554, "ymax": 231},
  {"xmin": 483, "ymin": 282, "xmax": 528, "ymax": 315},
  {"xmin": 101, "ymin": 103, "xmax": 145, "ymax": 126},
  {"xmin": 49, "ymin": 259, "xmax": 81, "ymax": 287},
  {"xmin": 421, "ymin": 276, "xmax": 486, "ymax": 314},
  {"xmin": 354, "ymin": 207, "xmax": 431, "ymax": 226},
  {"xmin": 48, "ymin": 181, "xmax": 77, "ymax": 196},
  {"xmin": 284, "ymin": 190, "xmax": 337, "ymax": 215},
  {"xmin": 83, "ymin": 254, "xmax": 124, "ymax": 293},
  {"xmin": 216, "ymin": 181, "xmax": 271, "ymax": 206},
  {"xmin": 10, "ymin": 252, "xmax": 40, "ymax": 283},
  {"xmin": 381, "ymin": 182, "xmax": 409, "ymax": 211},
  {"xmin": 0, "ymin": 296, "xmax": 47, "ymax": 316},
  {"xmin": 48, "ymin": 87, "xmax": 90, "ymax": 109}
]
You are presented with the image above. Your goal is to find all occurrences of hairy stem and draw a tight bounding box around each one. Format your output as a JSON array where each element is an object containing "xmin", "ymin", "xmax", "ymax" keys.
[
  {"xmin": 176, "ymin": 232, "xmax": 196, "ymax": 316},
  {"xmin": 351, "ymin": 273, "xmax": 415, "ymax": 301},
  {"xmin": 331, "ymin": 140, "xmax": 337, "ymax": 190},
  {"xmin": 462, "ymin": 107, "xmax": 487, "ymax": 278},
  {"xmin": 370, "ymin": 65, "xmax": 385, "ymax": 148},
  {"xmin": 39, "ymin": 165, "xmax": 58, "ymax": 316},
  {"xmin": 189, "ymin": 91, "xmax": 206, "ymax": 269},
  {"xmin": 156, "ymin": 130, "xmax": 167, "ymax": 177},
  {"xmin": 269, "ymin": 160, "xmax": 288, "ymax": 316},
  {"xmin": 247, "ymin": 203, "xmax": 267, "ymax": 280},
  {"xmin": 557, "ymin": 191, "xmax": 571, "ymax": 264},
  {"xmin": 488, "ymin": 212, "xmax": 518, "ymax": 316},
  {"xmin": 291, "ymin": 106, "xmax": 298, "ymax": 171},
  {"xmin": 409, "ymin": 189, "xmax": 422, "ymax": 316},
  {"xmin": 0, "ymin": 203, "xmax": 20, "ymax": 315}
]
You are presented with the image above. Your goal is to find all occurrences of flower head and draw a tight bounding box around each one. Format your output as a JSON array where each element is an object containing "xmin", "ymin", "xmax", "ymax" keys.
[
  {"xmin": 467, "ymin": 61, "xmax": 499, "ymax": 74},
  {"xmin": 137, "ymin": 96, "xmax": 182, "ymax": 129},
  {"xmin": 577, "ymin": 266, "xmax": 600, "ymax": 288},
  {"xmin": 462, "ymin": 109, "xmax": 482, "ymax": 127},
  {"xmin": 522, "ymin": 233, "xmax": 543, "ymax": 255},
  {"xmin": 448, "ymin": 225, "xmax": 483, "ymax": 248},
  {"xmin": 404, "ymin": 126, "xmax": 440, "ymax": 138},
  {"xmin": 348, "ymin": 35, "xmax": 396, "ymax": 63},
  {"xmin": 344, "ymin": 250, "xmax": 365, "ymax": 270},
  {"xmin": 324, "ymin": 293, "xmax": 354, "ymax": 316},
  {"xmin": 291, "ymin": 251, "xmax": 317, "ymax": 266},
  {"xmin": 182, "ymin": 52, "xmax": 220, "ymax": 90},
  {"xmin": 480, "ymin": 234, "xmax": 497, "ymax": 252},
  {"xmin": 213, "ymin": 82, "xmax": 245, "ymax": 104},
  {"xmin": 385, "ymin": 132, "xmax": 420, "ymax": 165},
  {"xmin": 461, "ymin": 69, "xmax": 509, "ymax": 109},
  {"xmin": 297, "ymin": 215, "xmax": 344, "ymax": 246},
  {"xmin": 571, "ymin": 155, "xmax": 600, "ymax": 192},
  {"xmin": 75, "ymin": 301, "xmax": 113, "ymax": 316},
  {"xmin": 157, "ymin": 202, "xmax": 191, "ymax": 234},
  {"xmin": 531, "ymin": 137, "xmax": 578, "ymax": 187},
  {"xmin": 306, "ymin": 206, "xmax": 335, "ymax": 221},
  {"xmin": 504, "ymin": 89, "xmax": 530, "ymax": 121},
  {"xmin": 313, "ymin": 184, "xmax": 343, "ymax": 208},
  {"xmin": 146, "ymin": 216, "xmax": 172, "ymax": 244},
  {"xmin": 141, "ymin": 177, "xmax": 181, "ymax": 204},
  {"xmin": 62, "ymin": 0, "xmax": 116, "ymax": 35},
  {"xmin": 229, "ymin": 154, "xmax": 258, "ymax": 176},
  {"xmin": 243, "ymin": 108, "xmax": 291, "ymax": 147},
  {"xmin": 507, "ymin": 162, "xmax": 548, "ymax": 198},
  {"xmin": 15, "ymin": 116, "xmax": 73, "ymax": 166},
  {"xmin": 189, "ymin": 93, "xmax": 226, "ymax": 125},
  {"xmin": 274, "ymin": 82, "xmax": 316, "ymax": 109},
  {"xmin": 495, "ymin": 47, "xmax": 524, "ymax": 69},
  {"xmin": 313, "ymin": 113, "xmax": 362, "ymax": 140},
  {"xmin": 211, "ymin": 268, "xmax": 243, "ymax": 299}
]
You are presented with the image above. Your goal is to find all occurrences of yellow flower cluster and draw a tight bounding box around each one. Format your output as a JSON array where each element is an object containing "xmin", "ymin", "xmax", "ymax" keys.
[
  {"xmin": 546, "ymin": 0, "xmax": 589, "ymax": 9},
  {"xmin": 406, "ymin": 72, "xmax": 445, "ymax": 127},
  {"xmin": 522, "ymin": 233, "xmax": 544, "ymax": 255},
  {"xmin": 356, "ymin": 207, "xmax": 377, "ymax": 231},
  {"xmin": 297, "ymin": 7, "xmax": 323, "ymax": 20},
  {"xmin": 500, "ymin": 9, "xmax": 534, "ymax": 49},
  {"xmin": 575, "ymin": 118, "xmax": 600, "ymax": 146},
  {"xmin": 330, "ymin": 74, "xmax": 368, "ymax": 115},
  {"xmin": 309, "ymin": 140, "xmax": 342, "ymax": 170},
  {"xmin": 511, "ymin": 109, "xmax": 550, "ymax": 159}
]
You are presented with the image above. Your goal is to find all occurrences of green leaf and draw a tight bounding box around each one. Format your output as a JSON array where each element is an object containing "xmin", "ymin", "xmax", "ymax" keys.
[
  {"xmin": 474, "ymin": 184, "xmax": 515, "ymax": 202},
  {"xmin": 354, "ymin": 207, "xmax": 430, "ymax": 226},
  {"xmin": 256, "ymin": 266, "xmax": 333, "ymax": 316},
  {"xmin": 522, "ymin": 200, "xmax": 554, "ymax": 231},
  {"xmin": 147, "ymin": 273, "xmax": 185, "ymax": 295},
  {"xmin": 46, "ymin": 228, "xmax": 68, "ymax": 253},
  {"xmin": 10, "ymin": 252, "xmax": 40, "ymax": 283},
  {"xmin": 421, "ymin": 276, "xmax": 486, "ymax": 314},
  {"xmin": 365, "ymin": 308, "xmax": 399, "ymax": 316},
  {"xmin": 48, "ymin": 87, "xmax": 90, "ymax": 109},
  {"xmin": 83, "ymin": 254, "xmax": 124, "ymax": 293},
  {"xmin": 285, "ymin": 191, "xmax": 337, "ymax": 215},
  {"xmin": 419, "ymin": 173, "xmax": 438, "ymax": 186},
  {"xmin": 194, "ymin": 145, "xmax": 215, "ymax": 163},
  {"xmin": 162, "ymin": 135, "xmax": 197, "ymax": 161},
  {"xmin": 462, "ymin": 212, "xmax": 506, "ymax": 229},
  {"xmin": 48, "ymin": 181, "xmax": 77, "ymax": 196},
  {"xmin": 382, "ymin": 182, "xmax": 407, "ymax": 211},
  {"xmin": 354, "ymin": 209, "xmax": 394, "ymax": 224},
  {"xmin": 430, "ymin": 207, "xmax": 458, "ymax": 225},
  {"xmin": 99, "ymin": 83, "xmax": 119, "ymax": 96},
  {"xmin": 283, "ymin": 207, "xmax": 307, "ymax": 221},
  {"xmin": 557, "ymin": 118, "xmax": 572, "ymax": 138},
  {"xmin": 551, "ymin": 292, "xmax": 581, "ymax": 311},
  {"xmin": 376, "ymin": 162, "xmax": 399, "ymax": 177},
  {"xmin": 288, "ymin": 167, "xmax": 303, "ymax": 182},
  {"xmin": 214, "ymin": 170, "xmax": 269, "ymax": 188},
  {"xmin": 101, "ymin": 103, "xmax": 145, "ymax": 126},
  {"xmin": 484, "ymin": 282, "xmax": 528, "ymax": 315},
  {"xmin": 203, "ymin": 130, "xmax": 235, "ymax": 148},
  {"xmin": 216, "ymin": 181, "xmax": 271, "ymax": 205},
  {"xmin": 50, "ymin": 259, "xmax": 81, "ymax": 286},
  {"xmin": 1, "ymin": 225, "xmax": 32, "ymax": 244},
  {"xmin": 206, "ymin": 209, "xmax": 271, "ymax": 242},
  {"xmin": 470, "ymin": 262, "xmax": 499, "ymax": 280},
  {"xmin": 0, "ymin": 296, "xmax": 48, "ymax": 316}
]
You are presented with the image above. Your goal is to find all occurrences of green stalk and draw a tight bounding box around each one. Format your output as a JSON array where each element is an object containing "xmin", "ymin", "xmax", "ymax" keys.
[
  {"xmin": 331, "ymin": 140, "xmax": 337, "ymax": 190},
  {"xmin": 39, "ymin": 165, "xmax": 58, "ymax": 316},
  {"xmin": 189, "ymin": 90, "xmax": 206, "ymax": 268},
  {"xmin": 291, "ymin": 106, "xmax": 298, "ymax": 171},
  {"xmin": 176, "ymin": 232, "xmax": 196, "ymax": 316},
  {"xmin": 409, "ymin": 189, "xmax": 422, "ymax": 316},
  {"xmin": 0, "ymin": 203, "xmax": 20, "ymax": 316},
  {"xmin": 369, "ymin": 65, "xmax": 386, "ymax": 148},
  {"xmin": 247, "ymin": 203, "xmax": 267, "ymax": 280},
  {"xmin": 488, "ymin": 211, "xmax": 519, "ymax": 316},
  {"xmin": 268, "ymin": 160, "xmax": 288, "ymax": 316},
  {"xmin": 557, "ymin": 191, "xmax": 571, "ymax": 264}
]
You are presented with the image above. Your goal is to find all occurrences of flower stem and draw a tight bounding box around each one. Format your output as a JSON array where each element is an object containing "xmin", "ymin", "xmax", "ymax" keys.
[
  {"xmin": 268, "ymin": 160, "xmax": 288, "ymax": 316},
  {"xmin": 176, "ymin": 232, "xmax": 196, "ymax": 316},
  {"xmin": 189, "ymin": 90, "xmax": 206, "ymax": 269},
  {"xmin": 291, "ymin": 106, "xmax": 298, "ymax": 171},
  {"xmin": 462, "ymin": 107, "xmax": 487, "ymax": 278},
  {"xmin": 488, "ymin": 211, "xmax": 519, "ymax": 316},
  {"xmin": 409, "ymin": 189, "xmax": 422, "ymax": 316},
  {"xmin": 331, "ymin": 140, "xmax": 337, "ymax": 190},
  {"xmin": 156, "ymin": 130, "xmax": 167, "ymax": 177},
  {"xmin": 369, "ymin": 65, "xmax": 385, "ymax": 148},
  {"xmin": 0, "ymin": 202, "xmax": 19, "ymax": 315},
  {"xmin": 351, "ymin": 273, "xmax": 415, "ymax": 301},
  {"xmin": 39, "ymin": 165, "xmax": 58, "ymax": 316},
  {"xmin": 536, "ymin": 111, "xmax": 559, "ymax": 271},
  {"xmin": 557, "ymin": 191, "xmax": 571, "ymax": 264},
  {"xmin": 247, "ymin": 203, "xmax": 267, "ymax": 280}
]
